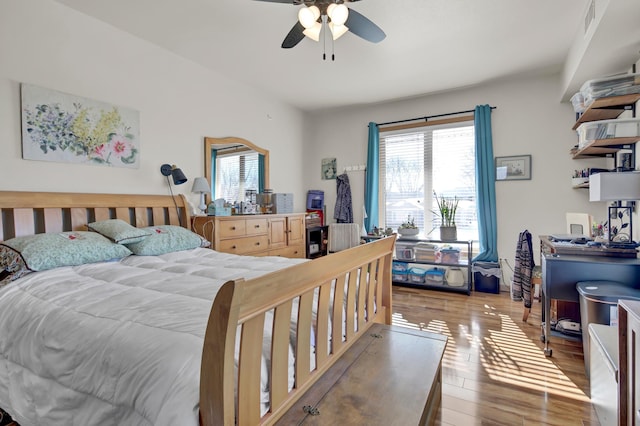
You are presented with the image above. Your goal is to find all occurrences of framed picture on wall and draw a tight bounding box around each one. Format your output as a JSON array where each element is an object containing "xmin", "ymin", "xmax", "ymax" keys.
[
  {"xmin": 321, "ymin": 158, "xmax": 337, "ymax": 180},
  {"xmin": 495, "ymin": 155, "xmax": 531, "ymax": 181}
]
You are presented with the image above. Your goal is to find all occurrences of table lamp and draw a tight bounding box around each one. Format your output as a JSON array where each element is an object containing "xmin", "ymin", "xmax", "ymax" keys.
[
  {"xmin": 589, "ymin": 171, "xmax": 640, "ymax": 244},
  {"xmin": 191, "ymin": 177, "xmax": 210, "ymax": 215}
]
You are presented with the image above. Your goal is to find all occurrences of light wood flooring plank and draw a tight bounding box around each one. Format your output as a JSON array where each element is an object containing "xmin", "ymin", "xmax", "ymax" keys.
[{"xmin": 392, "ymin": 286, "xmax": 601, "ymax": 426}]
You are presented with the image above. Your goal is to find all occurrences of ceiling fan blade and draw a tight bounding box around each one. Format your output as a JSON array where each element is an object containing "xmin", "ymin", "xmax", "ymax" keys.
[
  {"xmin": 345, "ymin": 8, "xmax": 386, "ymax": 43},
  {"xmin": 253, "ymin": 0, "xmax": 302, "ymax": 4},
  {"xmin": 282, "ymin": 21, "xmax": 305, "ymax": 48}
]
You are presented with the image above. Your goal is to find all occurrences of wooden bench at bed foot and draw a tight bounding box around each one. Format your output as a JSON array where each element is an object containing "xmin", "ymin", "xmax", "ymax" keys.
[{"xmin": 275, "ymin": 323, "xmax": 447, "ymax": 425}]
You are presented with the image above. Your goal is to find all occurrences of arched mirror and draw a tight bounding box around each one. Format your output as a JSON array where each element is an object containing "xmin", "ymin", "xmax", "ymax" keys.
[{"xmin": 204, "ymin": 136, "xmax": 270, "ymax": 205}]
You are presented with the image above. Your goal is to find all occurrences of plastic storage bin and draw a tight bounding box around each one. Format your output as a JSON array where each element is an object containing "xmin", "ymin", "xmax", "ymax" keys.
[
  {"xmin": 408, "ymin": 267, "xmax": 428, "ymax": 284},
  {"xmin": 576, "ymin": 118, "xmax": 640, "ymax": 148},
  {"xmin": 395, "ymin": 242, "xmax": 415, "ymax": 261},
  {"xmin": 576, "ymin": 280, "xmax": 640, "ymax": 377},
  {"xmin": 392, "ymin": 261, "xmax": 408, "ymax": 282},
  {"xmin": 472, "ymin": 261, "xmax": 501, "ymax": 294},
  {"xmin": 414, "ymin": 242, "xmax": 438, "ymax": 262},
  {"xmin": 580, "ymin": 72, "xmax": 640, "ymax": 106},
  {"xmin": 425, "ymin": 268, "xmax": 445, "ymax": 286},
  {"xmin": 439, "ymin": 248, "xmax": 460, "ymax": 264}
]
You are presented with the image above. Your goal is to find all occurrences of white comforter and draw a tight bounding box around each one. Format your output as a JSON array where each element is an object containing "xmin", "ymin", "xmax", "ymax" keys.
[{"xmin": 0, "ymin": 248, "xmax": 307, "ymax": 426}]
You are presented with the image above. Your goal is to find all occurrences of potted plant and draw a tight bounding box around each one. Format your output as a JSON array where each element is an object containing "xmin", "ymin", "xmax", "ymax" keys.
[
  {"xmin": 398, "ymin": 215, "xmax": 419, "ymax": 236},
  {"xmin": 433, "ymin": 191, "xmax": 459, "ymax": 241}
]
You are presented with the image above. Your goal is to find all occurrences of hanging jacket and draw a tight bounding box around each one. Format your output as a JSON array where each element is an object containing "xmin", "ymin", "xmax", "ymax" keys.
[
  {"xmin": 513, "ymin": 229, "xmax": 534, "ymax": 308},
  {"xmin": 334, "ymin": 173, "xmax": 353, "ymax": 223}
]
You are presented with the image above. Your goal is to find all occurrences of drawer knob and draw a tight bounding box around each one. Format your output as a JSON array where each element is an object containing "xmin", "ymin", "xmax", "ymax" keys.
[
  {"xmin": 231, "ymin": 226, "xmax": 236, "ymax": 230},
  {"xmin": 255, "ymin": 242, "xmax": 261, "ymax": 246},
  {"xmin": 255, "ymin": 224, "xmax": 260, "ymax": 228},
  {"xmin": 231, "ymin": 245, "xmax": 237, "ymax": 249}
]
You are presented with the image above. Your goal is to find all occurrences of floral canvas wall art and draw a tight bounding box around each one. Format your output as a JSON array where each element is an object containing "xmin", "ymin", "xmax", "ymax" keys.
[{"xmin": 21, "ymin": 84, "xmax": 140, "ymax": 168}]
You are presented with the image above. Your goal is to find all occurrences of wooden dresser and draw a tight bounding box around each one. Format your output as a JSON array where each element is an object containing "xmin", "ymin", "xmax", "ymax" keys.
[{"xmin": 192, "ymin": 213, "xmax": 306, "ymax": 258}]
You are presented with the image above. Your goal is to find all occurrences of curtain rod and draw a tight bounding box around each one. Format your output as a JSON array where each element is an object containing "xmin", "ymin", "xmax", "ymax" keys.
[{"xmin": 373, "ymin": 106, "xmax": 496, "ymax": 127}]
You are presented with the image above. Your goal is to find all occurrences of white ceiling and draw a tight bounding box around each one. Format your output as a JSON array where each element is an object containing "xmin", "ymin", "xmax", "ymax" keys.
[{"xmin": 53, "ymin": 0, "xmax": 639, "ymax": 112}]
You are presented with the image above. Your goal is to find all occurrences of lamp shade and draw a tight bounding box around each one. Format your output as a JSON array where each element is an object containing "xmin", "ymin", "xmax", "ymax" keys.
[
  {"xmin": 589, "ymin": 172, "xmax": 640, "ymax": 201},
  {"xmin": 172, "ymin": 167, "xmax": 187, "ymax": 185},
  {"xmin": 191, "ymin": 177, "xmax": 210, "ymax": 194},
  {"xmin": 160, "ymin": 164, "xmax": 188, "ymax": 185}
]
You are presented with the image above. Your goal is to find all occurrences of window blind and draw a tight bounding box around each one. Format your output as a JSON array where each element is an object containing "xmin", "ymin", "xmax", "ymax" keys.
[{"xmin": 379, "ymin": 121, "xmax": 478, "ymax": 241}]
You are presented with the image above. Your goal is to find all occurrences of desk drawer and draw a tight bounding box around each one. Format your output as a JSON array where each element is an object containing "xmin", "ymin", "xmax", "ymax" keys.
[{"xmin": 219, "ymin": 235, "xmax": 269, "ymax": 255}]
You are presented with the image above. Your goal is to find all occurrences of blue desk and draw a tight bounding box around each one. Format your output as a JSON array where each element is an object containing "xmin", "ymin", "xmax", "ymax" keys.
[{"xmin": 541, "ymin": 253, "xmax": 640, "ymax": 356}]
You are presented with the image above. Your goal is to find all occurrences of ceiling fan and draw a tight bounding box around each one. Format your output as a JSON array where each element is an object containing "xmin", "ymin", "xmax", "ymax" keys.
[{"xmin": 255, "ymin": 0, "xmax": 386, "ymax": 51}]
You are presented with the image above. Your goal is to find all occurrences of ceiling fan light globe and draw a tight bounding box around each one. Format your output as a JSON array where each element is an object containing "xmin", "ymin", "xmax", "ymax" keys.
[
  {"xmin": 303, "ymin": 22, "xmax": 322, "ymax": 42},
  {"xmin": 309, "ymin": 5, "xmax": 320, "ymax": 20},
  {"xmin": 329, "ymin": 23, "xmax": 349, "ymax": 40},
  {"xmin": 327, "ymin": 3, "xmax": 348, "ymax": 26},
  {"xmin": 298, "ymin": 6, "xmax": 317, "ymax": 29}
]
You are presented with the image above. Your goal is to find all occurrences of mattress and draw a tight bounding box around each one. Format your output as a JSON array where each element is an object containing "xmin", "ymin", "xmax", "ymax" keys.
[{"xmin": 0, "ymin": 248, "xmax": 307, "ymax": 426}]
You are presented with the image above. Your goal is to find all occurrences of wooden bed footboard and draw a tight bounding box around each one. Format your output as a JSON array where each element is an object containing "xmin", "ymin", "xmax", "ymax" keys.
[{"xmin": 199, "ymin": 236, "xmax": 396, "ymax": 426}]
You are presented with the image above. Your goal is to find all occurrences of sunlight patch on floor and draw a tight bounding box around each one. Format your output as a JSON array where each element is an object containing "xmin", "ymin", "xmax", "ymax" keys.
[
  {"xmin": 478, "ymin": 311, "xmax": 589, "ymax": 402},
  {"xmin": 391, "ymin": 308, "xmax": 590, "ymax": 403}
]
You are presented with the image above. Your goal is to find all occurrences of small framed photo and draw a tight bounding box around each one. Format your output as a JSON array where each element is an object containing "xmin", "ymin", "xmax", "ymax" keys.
[
  {"xmin": 321, "ymin": 158, "xmax": 337, "ymax": 180},
  {"xmin": 495, "ymin": 155, "xmax": 531, "ymax": 181}
]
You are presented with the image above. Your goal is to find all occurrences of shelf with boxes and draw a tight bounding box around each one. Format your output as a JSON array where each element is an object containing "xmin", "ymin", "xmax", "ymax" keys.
[
  {"xmin": 569, "ymin": 76, "xmax": 640, "ymax": 161},
  {"xmin": 392, "ymin": 238, "xmax": 473, "ymax": 295}
]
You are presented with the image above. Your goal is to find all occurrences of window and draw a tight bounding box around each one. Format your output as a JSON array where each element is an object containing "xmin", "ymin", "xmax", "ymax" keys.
[
  {"xmin": 379, "ymin": 121, "xmax": 478, "ymax": 241},
  {"xmin": 216, "ymin": 151, "xmax": 259, "ymax": 202}
]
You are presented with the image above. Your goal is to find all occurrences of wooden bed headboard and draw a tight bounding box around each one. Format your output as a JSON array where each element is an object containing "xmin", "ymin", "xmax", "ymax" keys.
[{"xmin": 0, "ymin": 191, "xmax": 191, "ymax": 242}]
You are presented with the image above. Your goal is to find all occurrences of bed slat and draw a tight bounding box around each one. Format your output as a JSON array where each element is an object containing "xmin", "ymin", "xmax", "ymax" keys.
[
  {"xmin": 43, "ymin": 208, "xmax": 63, "ymax": 234},
  {"xmin": 114, "ymin": 207, "xmax": 129, "ymax": 223},
  {"xmin": 94, "ymin": 208, "xmax": 110, "ymax": 223},
  {"xmin": 152, "ymin": 207, "xmax": 164, "ymax": 226},
  {"xmin": 134, "ymin": 207, "xmax": 148, "ymax": 227},
  {"xmin": 331, "ymin": 277, "xmax": 346, "ymax": 354},
  {"xmin": 357, "ymin": 263, "xmax": 369, "ymax": 329},
  {"xmin": 167, "ymin": 206, "xmax": 179, "ymax": 226},
  {"xmin": 295, "ymin": 291, "xmax": 313, "ymax": 388},
  {"xmin": 315, "ymin": 281, "xmax": 332, "ymax": 365},
  {"xmin": 13, "ymin": 208, "xmax": 35, "ymax": 238},
  {"xmin": 238, "ymin": 314, "xmax": 265, "ymax": 425},
  {"xmin": 270, "ymin": 300, "xmax": 293, "ymax": 410},
  {"xmin": 367, "ymin": 259, "xmax": 380, "ymax": 322},
  {"xmin": 70, "ymin": 207, "xmax": 88, "ymax": 231},
  {"xmin": 345, "ymin": 267, "xmax": 359, "ymax": 341}
]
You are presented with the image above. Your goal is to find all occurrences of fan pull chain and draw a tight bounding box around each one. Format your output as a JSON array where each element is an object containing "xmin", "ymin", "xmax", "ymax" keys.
[
  {"xmin": 331, "ymin": 31, "xmax": 335, "ymax": 61},
  {"xmin": 322, "ymin": 17, "xmax": 327, "ymax": 60}
]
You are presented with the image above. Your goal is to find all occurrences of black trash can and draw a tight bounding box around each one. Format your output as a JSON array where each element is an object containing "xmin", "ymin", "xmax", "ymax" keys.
[
  {"xmin": 472, "ymin": 261, "xmax": 501, "ymax": 294},
  {"xmin": 576, "ymin": 281, "xmax": 640, "ymax": 377}
]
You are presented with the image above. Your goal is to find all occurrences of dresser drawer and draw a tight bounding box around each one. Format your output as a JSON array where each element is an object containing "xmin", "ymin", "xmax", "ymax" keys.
[
  {"xmin": 245, "ymin": 218, "xmax": 268, "ymax": 236},
  {"xmin": 218, "ymin": 235, "xmax": 269, "ymax": 255},
  {"xmin": 217, "ymin": 219, "xmax": 247, "ymax": 238},
  {"xmin": 269, "ymin": 245, "xmax": 305, "ymax": 259}
]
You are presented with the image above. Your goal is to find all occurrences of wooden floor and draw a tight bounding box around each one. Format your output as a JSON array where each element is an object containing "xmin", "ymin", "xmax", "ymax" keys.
[{"xmin": 392, "ymin": 286, "xmax": 601, "ymax": 426}]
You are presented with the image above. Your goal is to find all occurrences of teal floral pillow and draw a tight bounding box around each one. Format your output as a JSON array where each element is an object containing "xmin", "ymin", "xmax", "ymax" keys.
[
  {"xmin": 88, "ymin": 219, "xmax": 151, "ymax": 244},
  {"xmin": 125, "ymin": 225, "xmax": 209, "ymax": 256},
  {"xmin": 0, "ymin": 232, "xmax": 132, "ymax": 286}
]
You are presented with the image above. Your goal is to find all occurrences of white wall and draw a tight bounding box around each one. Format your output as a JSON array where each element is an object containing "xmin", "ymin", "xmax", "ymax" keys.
[
  {"xmin": 0, "ymin": 0, "xmax": 307, "ymax": 212},
  {"xmin": 304, "ymin": 72, "xmax": 612, "ymax": 262}
]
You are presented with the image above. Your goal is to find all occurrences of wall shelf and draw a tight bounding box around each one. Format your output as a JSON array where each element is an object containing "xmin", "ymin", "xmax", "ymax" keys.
[{"xmin": 573, "ymin": 93, "xmax": 640, "ymax": 130}]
